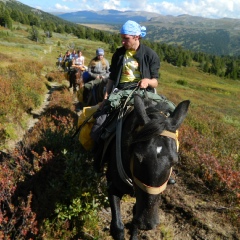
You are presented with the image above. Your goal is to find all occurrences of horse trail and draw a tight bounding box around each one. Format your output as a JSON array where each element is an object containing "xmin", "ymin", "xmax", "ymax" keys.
[{"xmin": 2, "ymin": 81, "xmax": 239, "ymax": 240}]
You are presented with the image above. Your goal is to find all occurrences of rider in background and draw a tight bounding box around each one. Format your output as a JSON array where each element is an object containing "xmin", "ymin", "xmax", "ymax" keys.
[
  {"xmin": 62, "ymin": 50, "xmax": 71, "ymax": 71},
  {"xmin": 71, "ymin": 49, "xmax": 78, "ymax": 61},
  {"xmin": 73, "ymin": 50, "xmax": 85, "ymax": 67},
  {"xmin": 71, "ymin": 50, "xmax": 85, "ymax": 89},
  {"xmin": 57, "ymin": 53, "xmax": 63, "ymax": 69},
  {"xmin": 83, "ymin": 48, "xmax": 110, "ymax": 104}
]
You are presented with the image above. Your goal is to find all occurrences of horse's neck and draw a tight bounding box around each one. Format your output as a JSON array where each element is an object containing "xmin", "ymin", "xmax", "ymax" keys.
[{"xmin": 121, "ymin": 112, "xmax": 136, "ymax": 167}]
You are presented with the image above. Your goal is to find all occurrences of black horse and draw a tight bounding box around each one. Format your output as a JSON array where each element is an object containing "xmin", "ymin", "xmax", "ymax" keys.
[{"xmin": 103, "ymin": 94, "xmax": 190, "ymax": 240}]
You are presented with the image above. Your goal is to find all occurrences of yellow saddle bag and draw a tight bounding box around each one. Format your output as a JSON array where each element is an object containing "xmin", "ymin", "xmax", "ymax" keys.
[{"xmin": 78, "ymin": 104, "xmax": 100, "ymax": 151}]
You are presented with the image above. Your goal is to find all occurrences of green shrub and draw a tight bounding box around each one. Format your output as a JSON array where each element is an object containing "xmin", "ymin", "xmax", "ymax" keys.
[{"xmin": 176, "ymin": 79, "xmax": 188, "ymax": 86}]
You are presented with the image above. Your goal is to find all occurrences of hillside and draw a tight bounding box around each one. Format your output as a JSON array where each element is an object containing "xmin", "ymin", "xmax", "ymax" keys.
[
  {"xmin": 144, "ymin": 14, "xmax": 240, "ymax": 56},
  {"xmin": 0, "ymin": 0, "xmax": 80, "ymax": 30},
  {"xmin": 0, "ymin": 18, "xmax": 239, "ymax": 239},
  {"xmin": 1, "ymin": 0, "xmax": 240, "ymax": 82},
  {"xmin": 57, "ymin": 9, "xmax": 240, "ymax": 56}
]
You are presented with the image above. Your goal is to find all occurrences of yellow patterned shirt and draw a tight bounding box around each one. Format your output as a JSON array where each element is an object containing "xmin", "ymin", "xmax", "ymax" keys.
[{"xmin": 120, "ymin": 50, "xmax": 141, "ymax": 83}]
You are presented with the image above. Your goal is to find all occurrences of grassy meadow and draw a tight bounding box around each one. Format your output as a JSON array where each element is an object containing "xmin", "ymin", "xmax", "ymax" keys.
[
  {"xmin": 0, "ymin": 23, "xmax": 239, "ymax": 239},
  {"xmin": 0, "ymin": 24, "xmax": 110, "ymax": 149}
]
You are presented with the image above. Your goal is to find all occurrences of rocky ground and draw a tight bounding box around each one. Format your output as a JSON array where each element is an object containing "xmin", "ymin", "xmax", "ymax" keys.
[{"xmin": 98, "ymin": 171, "xmax": 239, "ymax": 240}]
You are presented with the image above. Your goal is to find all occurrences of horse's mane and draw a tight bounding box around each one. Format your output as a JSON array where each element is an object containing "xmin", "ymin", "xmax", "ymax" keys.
[{"xmin": 131, "ymin": 101, "xmax": 171, "ymax": 144}]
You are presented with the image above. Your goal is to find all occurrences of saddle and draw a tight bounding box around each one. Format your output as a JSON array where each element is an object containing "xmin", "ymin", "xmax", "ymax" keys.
[{"xmin": 96, "ymin": 105, "xmax": 134, "ymax": 172}]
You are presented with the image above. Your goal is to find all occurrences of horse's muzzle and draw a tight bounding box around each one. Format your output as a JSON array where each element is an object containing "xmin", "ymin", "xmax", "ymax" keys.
[{"xmin": 134, "ymin": 207, "xmax": 160, "ymax": 230}]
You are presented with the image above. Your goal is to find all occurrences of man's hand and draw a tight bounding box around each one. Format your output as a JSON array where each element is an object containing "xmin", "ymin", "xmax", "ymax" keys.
[
  {"xmin": 138, "ymin": 78, "xmax": 149, "ymax": 88},
  {"xmin": 138, "ymin": 78, "xmax": 158, "ymax": 89}
]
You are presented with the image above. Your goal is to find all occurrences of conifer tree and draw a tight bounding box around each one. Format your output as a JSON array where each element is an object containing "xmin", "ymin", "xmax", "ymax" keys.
[
  {"xmin": 29, "ymin": 25, "xmax": 40, "ymax": 42},
  {"xmin": 0, "ymin": 9, "xmax": 12, "ymax": 29}
]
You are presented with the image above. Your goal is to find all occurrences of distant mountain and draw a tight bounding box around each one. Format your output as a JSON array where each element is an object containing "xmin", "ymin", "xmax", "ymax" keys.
[
  {"xmin": 56, "ymin": 10, "xmax": 240, "ymax": 56},
  {"xmin": 56, "ymin": 9, "xmax": 161, "ymax": 24}
]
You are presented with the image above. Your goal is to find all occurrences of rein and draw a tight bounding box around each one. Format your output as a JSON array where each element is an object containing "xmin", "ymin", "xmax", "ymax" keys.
[{"xmin": 116, "ymin": 87, "xmax": 137, "ymax": 186}]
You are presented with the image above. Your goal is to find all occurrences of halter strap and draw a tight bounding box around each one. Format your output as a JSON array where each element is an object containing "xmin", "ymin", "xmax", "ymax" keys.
[
  {"xmin": 130, "ymin": 129, "xmax": 177, "ymax": 195},
  {"xmin": 160, "ymin": 130, "xmax": 177, "ymax": 140},
  {"xmin": 133, "ymin": 168, "xmax": 172, "ymax": 194}
]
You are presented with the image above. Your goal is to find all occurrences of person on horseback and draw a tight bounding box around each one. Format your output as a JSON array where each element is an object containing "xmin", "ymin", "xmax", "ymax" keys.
[
  {"xmin": 90, "ymin": 20, "xmax": 161, "ymax": 170},
  {"xmin": 103, "ymin": 20, "xmax": 160, "ymax": 102},
  {"xmin": 57, "ymin": 53, "xmax": 63, "ymax": 69},
  {"xmin": 71, "ymin": 50, "xmax": 85, "ymax": 90},
  {"xmin": 62, "ymin": 50, "xmax": 71, "ymax": 71},
  {"xmin": 83, "ymin": 48, "xmax": 110, "ymax": 104}
]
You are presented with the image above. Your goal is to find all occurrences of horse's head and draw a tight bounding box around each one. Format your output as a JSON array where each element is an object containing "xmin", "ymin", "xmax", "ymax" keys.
[{"xmin": 130, "ymin": 94, "xmax": 190, "ymax": 230}]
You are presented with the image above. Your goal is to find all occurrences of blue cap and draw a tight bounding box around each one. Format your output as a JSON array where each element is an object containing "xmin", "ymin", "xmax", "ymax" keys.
[
  {"xmin": 120, "ymin": 20, "xmax": 146, "ymax": 38},
  {"xmin": 96, "ymin": 48, "xmax": 104, "ymax": 56}
]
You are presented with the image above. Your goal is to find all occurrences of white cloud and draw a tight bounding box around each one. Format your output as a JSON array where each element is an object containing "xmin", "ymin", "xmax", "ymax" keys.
[
  {"xmin": 55, "ymin": 3, "xmax": 70, "ymax": 11},
  {"xmin": 30, "ymin": 0, "xmax": 240, "ymax": 19},
  {"xmin": 180, "ymin": 0, "xmax": 240, "ymax": 18},
  {"xmin": 102, "ymin": 0, "xmax": 121, "ymax": 10},
  {"xmin": 35, "ymin": 6, "xmax": 42, "ymax": 10},
  {"xmin": 128, "ymin": 0, "xmax": 240, "ymax": 19},
  {"xmin": 156, "ymin": 1, "xmax": 185, "ymax": 15}
]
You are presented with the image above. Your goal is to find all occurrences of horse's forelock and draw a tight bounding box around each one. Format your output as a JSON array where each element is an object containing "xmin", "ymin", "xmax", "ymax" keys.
[
  {"xmin": 130, "ymin": 103, "xmax": 169, "ymax": 144},
  {"xmin": 131, "ymin": 119, "xmax": 166, "ymax": 144}
]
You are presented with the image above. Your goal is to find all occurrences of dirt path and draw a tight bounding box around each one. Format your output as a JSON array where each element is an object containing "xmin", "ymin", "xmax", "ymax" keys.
[{"xmin": 98, "ymin": 168, "xmax": 239, "ymax": 240}]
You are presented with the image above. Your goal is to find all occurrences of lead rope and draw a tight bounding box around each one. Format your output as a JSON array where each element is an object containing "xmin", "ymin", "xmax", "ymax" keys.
[{"xmin": 116, "ymin": 86, "xmax": 139, "ymax": 187}]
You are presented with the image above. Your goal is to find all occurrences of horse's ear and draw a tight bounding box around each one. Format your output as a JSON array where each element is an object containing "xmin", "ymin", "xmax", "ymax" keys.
[
  {"xmin": 167, "ymin": 100, "xmax": 190, "ymax": 131},
  {"xmin": 134, "ymin": 94, "xmax": 150, "ymax": 125}
]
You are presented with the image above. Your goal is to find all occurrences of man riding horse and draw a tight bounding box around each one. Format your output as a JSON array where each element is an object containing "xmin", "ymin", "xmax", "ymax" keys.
[
  {"xmin": 91, "ymin": 20, "xmax": 161, "ymax": 171},
  {"xmin": 103, "ymin": 20, "xmax": 159, "ymax": 102},
  {"xmin": 85, "ymin": 20, "xmax": 189, "ymax": 240}
]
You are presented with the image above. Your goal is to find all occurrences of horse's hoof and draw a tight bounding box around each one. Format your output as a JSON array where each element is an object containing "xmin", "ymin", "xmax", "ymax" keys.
[
  {"xmin": 110, "ymin": 227, "xmax": 124, "ymax": 240},
  {"xmin": 130, "ymin": 236, "xmax": 138, "ymax": 240}
]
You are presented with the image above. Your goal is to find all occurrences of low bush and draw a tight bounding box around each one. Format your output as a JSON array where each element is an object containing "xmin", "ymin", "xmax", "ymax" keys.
[
  {"xmin": 176, "ymin": 79, "xmax": 188, "ymax": 86},
  {"xmin": 0, "ymin": 88, "xmax": 108, "ymax": 239},
  {"xmin": 0, "ymin": 59, "xmax": 47, "ymax": 149}
]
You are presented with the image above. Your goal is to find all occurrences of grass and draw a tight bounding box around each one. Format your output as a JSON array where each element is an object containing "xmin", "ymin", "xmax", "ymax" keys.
[
  {"xmin": 0, "ymin": 22, "xmax": 239, "ymax": 239},
  {"xmin": 159, "ymin": 62, "xmax": 240, "ymax": 122}
]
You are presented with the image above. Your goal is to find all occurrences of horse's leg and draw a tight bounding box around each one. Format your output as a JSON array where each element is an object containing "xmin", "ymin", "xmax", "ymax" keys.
[
  {"xmin": 130, "ymin": 204, "xmax": 138, "ymax": 240},
  {"xmin": 108, "ymin": 191, "xmax": 124, "ymax": 240},
  {"xmin": 130, "ymin": 223, "xmax": 138, "ymax": 240}
]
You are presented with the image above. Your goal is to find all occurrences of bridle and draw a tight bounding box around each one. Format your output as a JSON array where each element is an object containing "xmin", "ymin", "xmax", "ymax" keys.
[
  {"xmin": 130, "ymin": 129, "xmax": 178, "ymax": 195},
  {"xmin": 115, "ymin": 87, "xmax": 178, "ymax": 194},
  {"xmin": 116, "ymin": 110, "xmax": 178, "ymax": 194}
]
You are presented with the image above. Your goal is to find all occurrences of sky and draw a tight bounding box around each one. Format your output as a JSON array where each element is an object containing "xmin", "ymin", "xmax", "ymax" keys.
[{"xmin": 17, "ymin": 0, "xmax": 240, "ymax": 19}]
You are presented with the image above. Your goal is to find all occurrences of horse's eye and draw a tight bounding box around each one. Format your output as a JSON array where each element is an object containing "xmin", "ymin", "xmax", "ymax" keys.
[{"xmin": 156, "ymin": 146, "xmax": 162, "ymax": 157}]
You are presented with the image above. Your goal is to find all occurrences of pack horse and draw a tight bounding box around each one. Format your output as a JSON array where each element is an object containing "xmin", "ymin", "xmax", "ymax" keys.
[{"xmin": 104, "ymin": 94, "xmax": 190, "ymax": 240}]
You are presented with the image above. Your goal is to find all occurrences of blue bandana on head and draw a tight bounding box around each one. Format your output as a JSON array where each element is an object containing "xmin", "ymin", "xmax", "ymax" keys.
[{"xmin": 120, "ymin": 20, "xmax": 146, "ymax": 38}]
